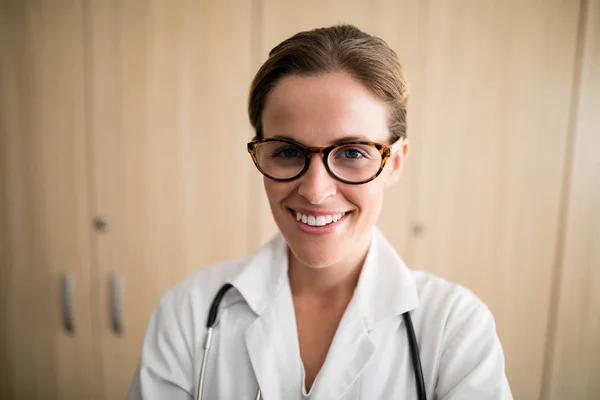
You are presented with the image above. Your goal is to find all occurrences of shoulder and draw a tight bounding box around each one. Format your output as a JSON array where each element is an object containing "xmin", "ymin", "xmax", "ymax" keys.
[
  {"xmin": 409, "ymin": 271, "xmax": 499, "ymax": 365},
  {"xmin": 412, "ymin": 271, "xmax": 489, "ymax": 324},
  {"xmin": 410, "ymin": 272, "xmax": 512, "ymax": 398}
]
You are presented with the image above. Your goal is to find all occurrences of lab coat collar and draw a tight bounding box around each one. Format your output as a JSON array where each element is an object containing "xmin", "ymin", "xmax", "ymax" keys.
[
  {"xmin": 229, "ymin": 232, "xmax": 290, "ymax": 316},
  {"xmin": 356, "ymin": 227, "xmax": 420, "ymax": 329},
  {"xmin": 230, "ymin": 226, "xmax": 420, "ymax": 329}
]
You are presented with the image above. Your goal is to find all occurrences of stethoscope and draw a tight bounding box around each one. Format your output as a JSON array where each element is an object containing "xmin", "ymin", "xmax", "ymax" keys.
[{"xmin": 195, "ymin": 283, "xmax": 427, "ymax": 400}]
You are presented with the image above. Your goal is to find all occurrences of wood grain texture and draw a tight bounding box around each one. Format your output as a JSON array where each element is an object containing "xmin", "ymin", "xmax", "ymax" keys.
[
  {"xmin": 543, "ymin": 1, "xmax": 600, "ymax": 398},
  {"xmin": 0, "ymin": 1, "xmax": 96, "ymax": 398},
  {"xmin": 87, "ymin": 1, "xmax": 254, "ymax": 397}
]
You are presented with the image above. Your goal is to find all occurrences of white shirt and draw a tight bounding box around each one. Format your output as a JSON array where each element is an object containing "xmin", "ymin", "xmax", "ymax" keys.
[{"xmin": 128, "ymin": 228, "xmax": 513, "ymax": 399}]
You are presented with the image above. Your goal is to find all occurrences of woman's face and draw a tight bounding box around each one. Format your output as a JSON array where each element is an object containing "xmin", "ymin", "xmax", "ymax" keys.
[{"xmin": 261, "ymin": 71, "xmax": 407, "ymax": 269}]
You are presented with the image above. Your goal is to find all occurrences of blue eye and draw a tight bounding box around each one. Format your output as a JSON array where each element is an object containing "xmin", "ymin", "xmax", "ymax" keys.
[
  {"xmin": 340, "ymin": 148, "xmax": 366, "ymax": 159},
  {"xmin": 272, "ymin": 147, "xmax": 302, "ymax": 159}
]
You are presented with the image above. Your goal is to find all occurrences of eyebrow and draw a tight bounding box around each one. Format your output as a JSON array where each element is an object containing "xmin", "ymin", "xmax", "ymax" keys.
[{"xmin": 271, "ymin": 134, "xmax": 373, "ymax": 146}]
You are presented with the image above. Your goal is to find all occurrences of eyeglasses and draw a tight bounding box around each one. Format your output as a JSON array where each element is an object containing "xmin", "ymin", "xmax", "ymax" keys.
[{"xmin": 247, "ymin": 137, "xmax": 404, "ymax": 184}]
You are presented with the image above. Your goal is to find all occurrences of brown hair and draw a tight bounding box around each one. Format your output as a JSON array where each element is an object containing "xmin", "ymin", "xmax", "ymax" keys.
[{"xmin": 248, "ymin": 24, "xmax": 408, "ymax": 142}]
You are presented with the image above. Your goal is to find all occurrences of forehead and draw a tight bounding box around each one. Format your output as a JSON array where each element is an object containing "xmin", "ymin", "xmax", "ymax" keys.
[{"xmin": 261, "ymin": 72, "xmax": 390, "ymax": 146}]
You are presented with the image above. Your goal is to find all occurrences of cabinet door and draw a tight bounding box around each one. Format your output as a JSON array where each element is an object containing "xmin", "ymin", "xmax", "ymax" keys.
[
  {"xmin": 404, "ymin": 1, "xmax": 580, "ymax": 399},
  {"xmin": 87, "ymin": 1, "xmax": 254, "ymax": 398},
  {"xmin": 0, "ymin": 1, "xmax": 96, "ymax": 399}
]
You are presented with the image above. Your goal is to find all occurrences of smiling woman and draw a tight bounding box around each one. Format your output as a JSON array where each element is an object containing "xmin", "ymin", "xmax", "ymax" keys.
[{"xmin": 128, "ymin": 25, "xmax": 513, "ymax": 400}]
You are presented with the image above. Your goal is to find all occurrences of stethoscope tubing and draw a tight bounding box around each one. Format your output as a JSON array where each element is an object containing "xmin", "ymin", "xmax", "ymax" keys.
[
  {"xmin": 196, "ymin": 284, "xmax": 233, "ymax": 400},
  {"xmin": 403, "ymin": 312, "xmax": 427, "ymax": 400}
]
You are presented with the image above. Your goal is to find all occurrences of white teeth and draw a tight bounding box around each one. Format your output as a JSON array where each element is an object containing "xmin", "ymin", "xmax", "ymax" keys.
[{"xmin": 293, "ymin": 211, "xmax": 347, "ymax": 227}]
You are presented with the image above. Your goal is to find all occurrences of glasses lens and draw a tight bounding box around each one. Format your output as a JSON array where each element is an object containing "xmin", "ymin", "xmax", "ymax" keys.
[
  {"xmin": 254, "ymin": 141, "xmax": 306, "ymax": 179},
  {"xmin": 328, "ymin": 144, "xmax": 382, "ymax": 182}
]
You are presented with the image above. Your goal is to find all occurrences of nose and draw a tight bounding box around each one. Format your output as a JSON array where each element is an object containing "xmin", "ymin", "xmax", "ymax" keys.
[{"xmin": 297, "ymin": 154, "xmax": 337, "ymax": 205}]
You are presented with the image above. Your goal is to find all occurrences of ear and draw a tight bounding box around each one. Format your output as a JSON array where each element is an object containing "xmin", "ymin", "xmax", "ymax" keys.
[{"xmin": 384, "ymin": 139, "xmax": 409, "ymax": 188}]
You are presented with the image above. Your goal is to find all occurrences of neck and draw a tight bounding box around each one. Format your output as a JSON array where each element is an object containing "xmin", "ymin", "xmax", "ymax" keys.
[{"xmin": 287, "ymin": 238, "xmax": 370, "ymax": 305}]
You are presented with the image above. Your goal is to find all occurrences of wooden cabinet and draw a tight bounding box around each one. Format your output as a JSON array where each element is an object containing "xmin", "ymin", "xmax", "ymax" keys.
[
  {"xmin": 1, "ymin": 1, "xmax": 597, "ymax": 399},
  {"xmin": 0, "ymin": 2, "xmax": 97, "ymax": 398},
  {"xmin": 87, "ymin": 1, "xmax": 253, "ymax": 397},
  {"xmin": 1, "ymin": 1, "xmax": 253, "ymax": 398}
]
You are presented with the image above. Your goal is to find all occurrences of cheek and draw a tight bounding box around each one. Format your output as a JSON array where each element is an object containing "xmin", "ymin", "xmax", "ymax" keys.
[
  {"xmin": 263, "ymin": 177, "xmax": 292, "ymax": 205},
  {"xmin": 346, "ymin": 183, "xmax": 385, "ymax": 217}
]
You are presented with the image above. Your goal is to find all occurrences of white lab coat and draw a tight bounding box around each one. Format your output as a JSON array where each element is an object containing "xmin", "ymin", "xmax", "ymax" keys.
[{"xmin": 128, "ymin": 228, "xmax": 512, "ymax": 399}]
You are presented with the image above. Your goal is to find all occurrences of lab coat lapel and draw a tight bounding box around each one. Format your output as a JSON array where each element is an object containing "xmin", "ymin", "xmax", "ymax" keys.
[
  {"xmin": 309, "ymin": 296, "xmax": 375, "ymax": 399},
  {"xmin": 230, "ymin": 234, "xmax": 302, "ymax": 399},
  {"xmin": 244, "ymin": 283, "xmax": 302, "ymax": 399},
  {"xmin": 311, "ymin": 227, "xmax": 419, "ymax": 398}
]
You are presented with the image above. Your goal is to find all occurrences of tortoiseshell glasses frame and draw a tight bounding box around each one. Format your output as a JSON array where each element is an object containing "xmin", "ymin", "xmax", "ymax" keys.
[{"xmin": 247, "ymin": 136, "xmax": 405, "ymax": 185}]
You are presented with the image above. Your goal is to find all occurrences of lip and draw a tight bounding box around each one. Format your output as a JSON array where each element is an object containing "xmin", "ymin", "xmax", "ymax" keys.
[{"xmin": 288, "ymin": 208, "xmax": 350, "ymax": 235}]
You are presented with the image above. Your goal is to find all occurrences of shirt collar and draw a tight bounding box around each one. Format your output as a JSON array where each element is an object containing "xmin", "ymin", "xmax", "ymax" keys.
[{"xmin": 229, "ymin": 227, "xmax": 419, "ymax": 328}]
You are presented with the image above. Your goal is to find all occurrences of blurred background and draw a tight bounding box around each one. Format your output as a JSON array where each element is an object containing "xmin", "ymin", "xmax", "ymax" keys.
[{"xmin": 0, "ymin": 0, "xmax": 598, "ymax": 399}]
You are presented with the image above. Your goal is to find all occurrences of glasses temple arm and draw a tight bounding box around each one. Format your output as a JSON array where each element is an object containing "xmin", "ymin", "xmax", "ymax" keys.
[{"xmin": 390, "ymin": 137, "xmax": 405, "ymax": 154}]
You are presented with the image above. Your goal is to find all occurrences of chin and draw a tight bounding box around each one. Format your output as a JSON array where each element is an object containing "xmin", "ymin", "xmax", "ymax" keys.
[{"xmin": 287, "ymin": 242, "xmax": 342, "ymax": 269}]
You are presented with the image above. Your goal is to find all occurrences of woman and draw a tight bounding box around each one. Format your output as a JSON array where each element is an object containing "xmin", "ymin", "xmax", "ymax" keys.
[{"xmin": 128, "ymin": 25, "xmax": 512, "ymax": 399}]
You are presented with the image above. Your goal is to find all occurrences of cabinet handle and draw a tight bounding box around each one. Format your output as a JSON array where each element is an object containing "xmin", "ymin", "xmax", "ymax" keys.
[
  {"xmin": 110, "ymin": 274, "xmax": 124, "ymax": 335},
  {"xmin": 62, "ymin": 274, "xmax": 75, "ymax": 335}
]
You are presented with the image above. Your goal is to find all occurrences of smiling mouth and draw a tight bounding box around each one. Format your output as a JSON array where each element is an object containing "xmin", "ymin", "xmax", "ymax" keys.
[{"xmin": 288, "ymin": 208, "xmax": 350, "ymax": 227}]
